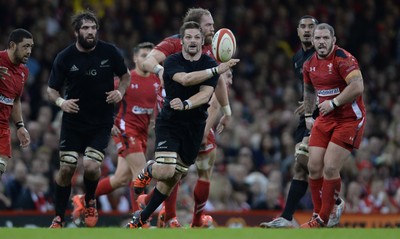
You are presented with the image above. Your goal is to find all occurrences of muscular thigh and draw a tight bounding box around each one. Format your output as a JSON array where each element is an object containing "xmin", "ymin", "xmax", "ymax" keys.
[{"xmin": 309, "ymin": 118, "xmax": 335, "ymax": 149}]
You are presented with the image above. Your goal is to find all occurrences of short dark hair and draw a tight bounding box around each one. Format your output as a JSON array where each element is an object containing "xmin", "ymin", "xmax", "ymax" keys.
[
  {"xmin": 133, "ymin": 42, "xmax": 155, "ymax": 55},
  {"xmin": 71, "ymin": 10, "xmax": 99, "ymax": 32},
  {"xmin": 298, "ymin": 15, "xmax": 319, "ymax": 26},
  {"xmin": 314, "ymin": 23, "xmax": 335, "ymax": 37},
  {"xmin": 183, "ymin": 8, "xmax": 212, "ymax": 24},
  {"xmin": 7, "ymin": 28, "xmax": 32, "ymax": 48},
  {"xmin": 179, "ymin": 21, "xmax": 201, "ymax": 39}
]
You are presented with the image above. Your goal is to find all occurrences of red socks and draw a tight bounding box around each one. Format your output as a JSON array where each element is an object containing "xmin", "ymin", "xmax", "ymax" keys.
[
  {"xmin": 319, "ymin": 178, "xmax": 341, "ymax": 223},
  {"xmin": 95, "ymin": 177, "xmax": 113, "ymax": 197},
  {"xmin": 129, "ymin": 181, "xmax": 140, "ymax": 211},
  {"xmin": 192, "ymin": 180, "xmax": 210, "ymax": 226},
  {"xmin": 164, "ymin": 182, "xmax": 179, "ymax": 221},
  {"xmin": 309, "ymin": 177, "xmax": 323, "ymax": 214}
]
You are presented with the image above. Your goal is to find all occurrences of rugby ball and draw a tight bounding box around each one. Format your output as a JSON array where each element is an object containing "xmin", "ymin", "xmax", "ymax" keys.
[{"xmin": 212, "ymin": 28, "xmax": 236, "ymax": 62}]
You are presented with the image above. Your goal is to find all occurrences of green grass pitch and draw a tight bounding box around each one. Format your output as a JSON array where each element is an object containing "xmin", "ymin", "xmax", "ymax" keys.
[{"xmin": 2, "ymin": 228, "xmax": 400, "ymax": 239}]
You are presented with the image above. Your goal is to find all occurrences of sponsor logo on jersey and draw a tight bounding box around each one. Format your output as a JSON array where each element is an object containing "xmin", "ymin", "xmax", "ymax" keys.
[
  {"xmin": 132, "ymin": 105, "xmax": 153, "ymax": 114},
  {"xmin": 70, "ymin": 65, "xmax": 79, "ymax": 72},
  {"xmin": 0, "ymin": 94, "xmax": 14, "ymax": 105},
  {"xmin": 317, "ymin": 88, "xmax": 340, "ymax": 96},
  {"xmin": 85, "ymin": 69, "xmax": 97, "ymax": 76}
]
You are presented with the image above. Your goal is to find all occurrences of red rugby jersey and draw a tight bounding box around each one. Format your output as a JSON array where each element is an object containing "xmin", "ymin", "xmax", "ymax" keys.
[
  {"xmin": 115, "ymin": 70, "xmax": 161, "ymax": 134},
  {"xmin": 0, "ymin": 50, "xmax": 29, "ymax": 128},
  {"xmin": 155, "ymin": 34, "xmax": 215, "ymax": 60},
  {"xmin": 303, "ymin": 45, "xmax": 366, "ymax": 121}
]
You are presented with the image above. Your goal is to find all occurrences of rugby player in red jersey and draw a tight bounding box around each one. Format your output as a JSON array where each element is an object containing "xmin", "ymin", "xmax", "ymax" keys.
[
  {"xmin": 300, "ymin": 23, "xmax": 366, "ymax": 228},
  {"xmin": 0, "ymin": 28, "xmax": 33, "ymax": 178}
]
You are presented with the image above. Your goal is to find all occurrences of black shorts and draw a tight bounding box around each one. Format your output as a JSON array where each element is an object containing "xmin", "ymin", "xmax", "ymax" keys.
[
  {"xmin": 59, "ymin": 125, "xmax": 111, "ymax": 155},
  {"xmin": 294, "ymin": 109, "xmax": 319, "ymax": 143},
  {"xmin": 155, "ymin": 118, "xmax": 205, "ymax": 166}
]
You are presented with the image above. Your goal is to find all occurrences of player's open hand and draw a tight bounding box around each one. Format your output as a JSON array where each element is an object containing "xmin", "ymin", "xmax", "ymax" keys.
[
  {"xmin": 217, "ymin": 59, "xmax": 240, "ymax": 75},
  {"xmin": 106, "ymin": 90, "xmax": 122, "ymax": 104},
  {"xmin": 60, "ymin": 99, "xmax": 79, "ymax": 113},
  {"xmin": 17, "ymin": 127, "xmax": 30, "ymax": 148},
  {"xmin": 216, "ymin": 114, "xmax": 231, "ymax": 134},
  {"xmin": 111, "ymin": 125, "xmax": 120, "ymax": 136},
  {"xmin": 294, "ymin": 101, "xmax": 305, "ymax": 115}
]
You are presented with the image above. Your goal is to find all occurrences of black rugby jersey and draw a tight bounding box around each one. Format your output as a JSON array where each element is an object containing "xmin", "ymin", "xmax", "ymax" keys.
[
  {"xmin": 161, "ymin": 52, "xmax": 218, "ymax": 123},
  {"xmin": 48, "ymin": 40, "xmax": 128, "ymax": 130},
  {"xmin": 292, "ymin": 47, "xmax": 315, "ymax": 101}
]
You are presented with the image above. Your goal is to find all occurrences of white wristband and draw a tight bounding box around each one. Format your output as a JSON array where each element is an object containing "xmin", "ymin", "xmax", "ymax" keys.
[
  {"xmin": 185, "ymin": 99, "xmax": 193, "ymax": 109},
  {"xmin": 222, "ymin": 105, "xmax": 232, "ymax": 116},
  {"xmin": 207, "ymin": 68, "xmax": 213, "ymax": 77},
  {"xmin": 55, "ymin": 97, "xmax": 66, "ymax": 107}
]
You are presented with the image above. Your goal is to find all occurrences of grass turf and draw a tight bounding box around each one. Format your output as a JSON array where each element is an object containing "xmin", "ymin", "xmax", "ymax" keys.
[{"xmin": 2, "ymin": 228, "xmax": 400, "ymax": 239}]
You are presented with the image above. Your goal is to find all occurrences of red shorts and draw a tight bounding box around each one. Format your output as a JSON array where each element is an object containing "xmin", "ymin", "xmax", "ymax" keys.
[
  {"xmin": 198, "ymin": 128, "xmax": 216, "ymax": 155},
  {"xmin": 0, "ymin": 128, "xmax": 11, "ymax": 157},
  {"xmin": 309, "ymin": 117, "xmax": 365, "ymax": 152},
  {"xmin": 113, "ymin": 128, "xmax": 148, "ymax": 158}
]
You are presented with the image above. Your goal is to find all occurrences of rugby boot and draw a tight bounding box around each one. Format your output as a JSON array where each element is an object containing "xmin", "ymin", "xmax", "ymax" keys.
[
  {"xmin": 84, "ymin": 199, "xmax": 98, "ymax": 227},
  {"xmin": 126, "ymin": 210, "xmax": 146, "ymax": 228},
  {"xmin": 260, "ymin": 216, "xmax": 294, "ymax": 228},
  {"xmin": 327, "ymin": 197, "xmax": 345, "ymax": 227},
  {"xmin": 71, "ymin": 194, "xmax": 85, "ymax": 226},
  {"xmin": 300, "ymin": 215, "xmax": 325, "ymax": 228},
  {"xmin": 49, "ymin": 216, "xmax": 65, "ymax": 228},
  {"xmin": 133, "ymin": 160, "xmax": 155, "ymax": 194}
]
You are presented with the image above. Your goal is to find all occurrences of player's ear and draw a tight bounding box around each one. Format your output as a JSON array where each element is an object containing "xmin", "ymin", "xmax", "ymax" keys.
[{"xmin": 333, "ymin": 36, "xmax": 336, "ymax": 44}]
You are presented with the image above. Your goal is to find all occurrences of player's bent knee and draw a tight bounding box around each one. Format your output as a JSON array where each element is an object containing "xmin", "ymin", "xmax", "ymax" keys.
[
  {"xmin": 60, "ymin": 151, "xmax": 79, "ymax": 166},
  {"xmin": 83, "ymin": 147, "xmax": 104, "ymax": 164},
  {"xmin": 0, "ymin": 156, "xmax": 9, "ymax": 175},
  {"xmin": 195, "ymin": 157, "xmax": 212, "ymax": 170},
  {"xmin": 295, "ymin": 142, "xmax": 309, "ymax": 157},
  {"xmin": 155, "ymin": 152, "xmax": 179, "ymax": 178}
]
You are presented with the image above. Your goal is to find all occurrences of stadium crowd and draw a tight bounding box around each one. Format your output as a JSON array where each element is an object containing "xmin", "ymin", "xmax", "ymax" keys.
[{"xmin": 1, "ymin": 0, "xmax": 400, "ymax": 224}]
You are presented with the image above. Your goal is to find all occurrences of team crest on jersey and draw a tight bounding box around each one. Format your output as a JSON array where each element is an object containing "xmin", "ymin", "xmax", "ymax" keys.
[
  {"xmin": 153, "ymin": 82, "xmax": 160, "ymax": 93},
  {"xmin": 100, "ymin": 59, "xmax": 110, "ymax": 67},
  {"xmin": 327, "ymin": 63, "xmax": 333, "ymax": 74}
]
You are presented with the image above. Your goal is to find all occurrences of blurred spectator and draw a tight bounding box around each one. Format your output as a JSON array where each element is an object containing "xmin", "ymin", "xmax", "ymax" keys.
[
  {"xmin": 0, "ymin": 181, "xmax": 11, "ymax": 210},
  {"xmin": 5, "ymin": 161, "xmax": 28, "ymax": 209},
  {"xmin": 15, "ymin": 174, "xmax": 52, "ymax": 212}
]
